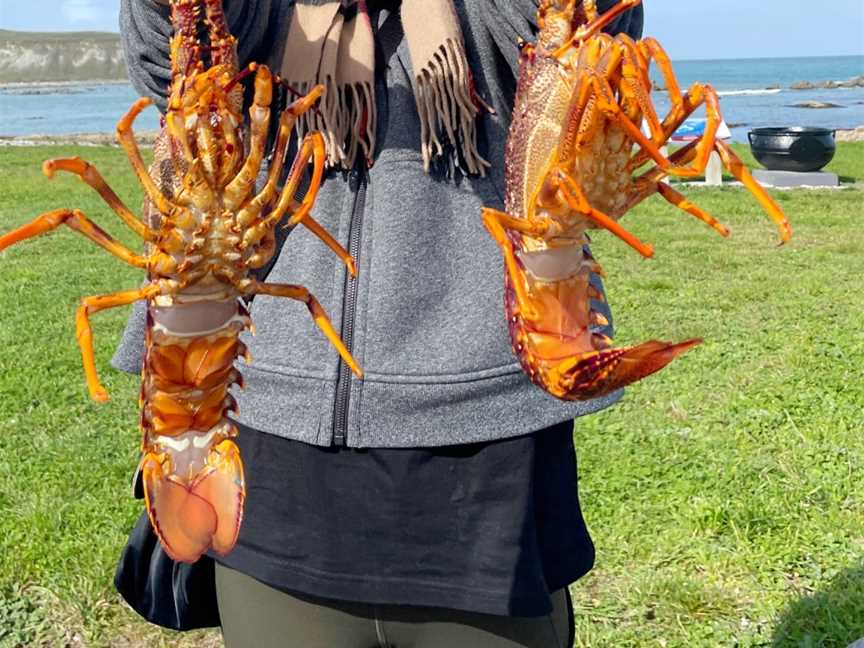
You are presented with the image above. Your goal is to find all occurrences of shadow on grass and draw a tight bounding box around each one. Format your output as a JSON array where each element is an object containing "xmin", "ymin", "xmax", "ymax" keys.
[{"xmin": 772, "ymin": 564, "xmax": 864, "ymax": 648}]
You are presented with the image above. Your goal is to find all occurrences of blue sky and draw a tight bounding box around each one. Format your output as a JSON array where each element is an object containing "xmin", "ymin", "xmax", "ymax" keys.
[{"xmin": 1, "ymin": 0, "xmax": 862, "ymax": 60}]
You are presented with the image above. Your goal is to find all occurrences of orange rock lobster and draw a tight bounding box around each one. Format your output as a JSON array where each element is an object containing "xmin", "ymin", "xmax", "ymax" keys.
[
  {"xmin": 482, "ymin": 0, "xmax": 792, "ymax": 400},
  {"xmin": 0, "ymin": 0, "xmax": 361, "ymax": 563}
]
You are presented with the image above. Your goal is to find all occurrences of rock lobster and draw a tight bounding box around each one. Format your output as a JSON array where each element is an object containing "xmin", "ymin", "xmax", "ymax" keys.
[
  {"xmin": 0, "ymin": 0, "xmax": 361, "ymax": 563},
  {"xmin": 482, "ymin": 0, "xmax": 792, "ymax": 401}
]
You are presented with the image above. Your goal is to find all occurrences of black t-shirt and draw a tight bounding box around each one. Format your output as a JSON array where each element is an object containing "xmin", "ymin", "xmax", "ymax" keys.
[{"xmin": 215, "ymin": 420, "xmax": 595, "ymax": 617}]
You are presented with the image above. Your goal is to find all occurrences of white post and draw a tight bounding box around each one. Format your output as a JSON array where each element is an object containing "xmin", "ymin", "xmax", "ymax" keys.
[
  {"xmin": 706, "ymin": 150, "xmax": 723, "ymax": 186},
  {"xmin": 660, "ymin": 146, "xmax": 670, "ymax": 184}
]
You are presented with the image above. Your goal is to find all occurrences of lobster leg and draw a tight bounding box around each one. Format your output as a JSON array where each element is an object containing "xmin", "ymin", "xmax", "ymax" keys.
[
  {"xmin": 660, "ymin": 86, "xmax": 723, "ymax": 179},
  {"xmin": 555, "ymin": 170, "xmax": 655, "ymax": 258},
  {"xmin": 655, "ymin": 183, "xmax": 731, "ymax": 237},
  {"xmin": 243, "ymin": 112, "xmax": 293, "ymax": 212},
  {"xmin": 619, "ymin": 160, "xmax": 731, "ymax": 238},
  {"xmin": 243, "ymin": 132, "xmax": 355, "ymax": 276},
  {"xmin": 481, "ymin": 207, "xmax": 545, "ymax": 321},
  {"xmin": 630, "ymin": 81, "xmax": 729, "ymax": 182},
  {"xmin": 245, "ymin": 280, "xmax": 363, "ymax": 378},
  {"xmin": 0, "ymin": 208, "xmax": 148, "ymax": 268},
  {"xmin": 244, "ymin": 232, "xmax": 278, "ymax": 270},
  {"xmin": 117, "ymin": 97, "xmax": 185, "ymax": 218},
  {"xmin": 714, "ymin": 140, "xmax": 792, "ymax": 243},
  {"xmin": 234, "ymin": 84, "xmax": 325, "ymax": 228},
  {"xmin": 591, "ymin": 75, "xmax": 671, "ymax": 171},
  {"xmin": 166, "ymin": 108, "xmax": 197, "ymax": 173},
  {"xmin": 480, "ymin": 208, "xmax": 552, "ymax": 238},
  {"xmin": 224, "ymin": 65, "xmax": 273, "ymax": 209},
  {"xmin": 628, "ymin": 83, "xmax": 707, "ymax": 171},
  {"xmin": 274, "ymin": 128, "xmax": 327, "ymax": 231},
  {"xmin": 636, "ymin": 138, "xmax": 700, "ymax": 186},
  {"xmin": 638, "ymin": 37, "xmax": 683, "ymax": 105},
  {"xmin": 41, "ymin": 158, "xmax": 156, "ymax": 242},
  {"xmin": 636, "ymin": 139, "xmax": 791, "ymax": 244},
  {"xmin": 614, "ymin": 36, "xmax": 664, "ymax": 139},
  {"xmin": 295, "ymin": 215, "xmax": 358, "ymax": 278},
  {"xmin": 77, "ymin": 284, "xmax": 162, "ymax": 402}
]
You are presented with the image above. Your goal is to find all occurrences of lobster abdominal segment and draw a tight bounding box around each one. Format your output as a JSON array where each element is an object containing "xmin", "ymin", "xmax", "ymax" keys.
[{"xmin": 140, "ymin": 300, "xmax": 248, "ymax": 561}]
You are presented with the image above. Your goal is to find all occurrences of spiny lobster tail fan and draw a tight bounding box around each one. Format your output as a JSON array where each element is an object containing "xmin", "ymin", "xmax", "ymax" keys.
[
  {"xmin": 193, "ymin": 438, "xmax": 245, "ymax": 554},
  {"xmin": 556, "ymin": 338, "xmax": 702, "ymax": 399},
  {"xmin": 142, "ymin": 455, "xmax": 217, "ymax": 562},
  {"xmin": 141, "ymin": 440, "xmax": 245, "ymax": 564}
]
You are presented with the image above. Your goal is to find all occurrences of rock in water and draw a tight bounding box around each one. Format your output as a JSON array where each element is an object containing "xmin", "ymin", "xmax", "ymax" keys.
[
  {"xmin": 790, "ymin": 75, "xmax": 864, "ymax": 90},
  {"xmin": 791, "ymin": 80, "xmax": 816, "ymax": 90},
  {"xmin": 788, "ymin": 101, "xmax": 844, "ymax": 109}
]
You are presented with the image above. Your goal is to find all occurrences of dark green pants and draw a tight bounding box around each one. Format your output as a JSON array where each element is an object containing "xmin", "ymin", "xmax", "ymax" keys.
[{"xmin": 215, "ymin": 564, "xmax": 574, "ymax": 648}]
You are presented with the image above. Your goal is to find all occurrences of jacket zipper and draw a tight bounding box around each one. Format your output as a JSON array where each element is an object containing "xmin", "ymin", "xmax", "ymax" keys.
[{"xmin": 332, "ymin": 171, "xmax": 367, "ymax": 446}]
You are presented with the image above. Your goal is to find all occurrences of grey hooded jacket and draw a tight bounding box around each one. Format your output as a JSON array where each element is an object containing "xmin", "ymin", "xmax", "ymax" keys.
[{"xmin": 114, "ymin": 0, "xmax": 644, "ymax": 448}]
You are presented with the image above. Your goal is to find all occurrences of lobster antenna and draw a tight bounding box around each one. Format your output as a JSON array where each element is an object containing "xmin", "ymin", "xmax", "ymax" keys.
[
  {"xmin": 222, "ymin": 63, "xmax": 258, "ymax": 94},
  {"xmin": 274, "ymin": 75, "xmax": 324, "ymax": 119}
]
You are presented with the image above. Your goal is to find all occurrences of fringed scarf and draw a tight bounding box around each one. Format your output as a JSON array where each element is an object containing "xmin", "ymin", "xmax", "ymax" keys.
[{"xmin": 280, "ymin": 0, "xmax": 492, "ymax": 175}]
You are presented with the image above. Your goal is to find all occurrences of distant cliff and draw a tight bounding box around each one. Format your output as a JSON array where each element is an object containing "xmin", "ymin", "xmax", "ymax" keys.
[{"xmin": 0, "ymin": 30, "xmax": 127, "ymax": 83}]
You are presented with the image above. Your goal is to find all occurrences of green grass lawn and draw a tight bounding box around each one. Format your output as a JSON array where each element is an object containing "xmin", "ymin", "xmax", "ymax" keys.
[{"xmin": 0, "ymin": 143, "xmax": 862, "ymax": 647}]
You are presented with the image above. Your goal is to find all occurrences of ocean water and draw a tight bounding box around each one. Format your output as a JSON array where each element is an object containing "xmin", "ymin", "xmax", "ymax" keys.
[
  {"xmin": 0, "ymin": 82, "xmax": 161, "ymax": 137},
  {"xmin": 649, "ymin": 55, "xmax": 864, "ymax": 142},
  {"xmin": 0, "ymin": 56, "xmax": 862, "ymax": 142}
]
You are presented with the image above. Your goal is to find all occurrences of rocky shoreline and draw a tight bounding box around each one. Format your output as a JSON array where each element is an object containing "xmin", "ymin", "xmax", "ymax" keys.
[
  {"xmin": 0, "ymin": 79, "xmax": 130, "ymax": 95},
  {"xmin": 0, "ymin": 131, "xmax": 159, "ymax": 147},
  {"xmin": 790, "ymin": 75, "xmax": 864, "ymax": 90},
  {"xmin": 836, "ymin": 126, "xmax": 864, "ymax": 142},
  {"xmin": 652, "ymin": 74, "xmax": 864, "ymax": 93}
]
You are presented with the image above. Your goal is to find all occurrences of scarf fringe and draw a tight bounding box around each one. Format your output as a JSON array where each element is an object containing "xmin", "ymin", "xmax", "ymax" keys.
[
  {"xmin": 293, "ymin": 78, "xmax": 376, "ymax": 169},
  {"xmin": 337, "ymin": 81, "xmax": 377, "ymax": 168},
  {"xmin": 283, "ymin": 0, "xmax": 490, "ymax": 175},
  {"xmin": 415, "ymin": 38, "xmax": 491, "ymax": 177}
]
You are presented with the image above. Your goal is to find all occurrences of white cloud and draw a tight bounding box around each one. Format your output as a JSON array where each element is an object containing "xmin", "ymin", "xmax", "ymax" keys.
[{"xmin": 60, "ymin": 0, "xmax": 106, "ymax": 26}]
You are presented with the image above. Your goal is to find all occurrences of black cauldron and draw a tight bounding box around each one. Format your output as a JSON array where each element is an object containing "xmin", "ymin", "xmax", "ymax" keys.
[{"xmin": 748, "ymin": 127, "xmax": 836, "ymax": 172}]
